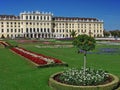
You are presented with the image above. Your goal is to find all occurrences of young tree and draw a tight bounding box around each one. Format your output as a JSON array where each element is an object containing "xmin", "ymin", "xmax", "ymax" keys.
[{"xmin": 73, "ymin": 34, "xmax": 96, "ymax": 76}]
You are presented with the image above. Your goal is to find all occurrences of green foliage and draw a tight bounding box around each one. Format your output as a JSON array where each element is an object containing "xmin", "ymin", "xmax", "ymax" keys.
[
  {"xmin": 49, "ymin": 72, "xmax": 119, "ymax": 90},
  {"xmin": 70, "ymin": 30, "xmax": 77, "ymax": 38},
  {"xmin": 59, "ymin": 68, "xmax": 109, "ymax": 86},
  {"xmin": 110, "ymin": 30, "xmax": 120, "ymax": 37},
  {"xmin": 103, "ymin": 30, "xmax": 110, "ymax": 37},
  {"xmin": 73, "ymin": 34, "xmax": 96, "ymax": 52},
  {"xmin": 0, "ymin": 40, "xmax": 120, "ymax": 90}
]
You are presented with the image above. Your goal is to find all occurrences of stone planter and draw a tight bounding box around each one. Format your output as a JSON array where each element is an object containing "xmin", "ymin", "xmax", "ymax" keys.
[{"xmin": 49, "ymin": 72, "xmax": 119, "ymax": 90}]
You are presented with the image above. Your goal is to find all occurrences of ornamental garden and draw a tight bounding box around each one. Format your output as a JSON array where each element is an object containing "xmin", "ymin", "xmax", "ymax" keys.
[{"xmin": 0, "ymin": 37, "xmax": 120, "ymax": 90}]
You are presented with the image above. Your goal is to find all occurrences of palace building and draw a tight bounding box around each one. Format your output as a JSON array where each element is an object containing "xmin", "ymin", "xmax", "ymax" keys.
[{"xmin": 0, "ymin": 11, "xmax": 104, "ymax": 39}]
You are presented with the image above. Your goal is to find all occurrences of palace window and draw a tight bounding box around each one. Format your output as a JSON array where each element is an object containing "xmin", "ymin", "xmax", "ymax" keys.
[
  {"xmin": 37, "ymin": 16, "xmax": 39, "ymax": 20},
  {"xmin": 48, "ymin": 28, "xmax": 50, "ymax": 32},
  {"xmin": 44, "ymin": 28, "xmax": 46, "ymax": 32},
  {"xmin": 18, "ymin": 29, "xmax": 20, "ymax": 32},
  {"xmin": 37, "ymin": 28, "xmax": 39, "ymax": 32},
  {"xmin": 2, "ymin": 29, "xmax": 4, "ymax": 32},
  {"xmin": 30, "ymin": 28, "xmax": 32, "ymax": 32},
  {"xmin": 66, "ymin": 29, "xmax": 68, "ymax": 32},
  {"xmin": 33, "ymin": 28, "xmax": 35, "ymax": 32},
  {"xmin": 97, "ymin": 30, "xmax": 99, "ymax": 33},
  {"xmin": 26, "ymin": 28, "xmax": 28, "ymax": 33},
  {"xmin": 30, "ymin": 16, "xmax": 32, "ymax": 19},
  {"xmin": 33, "ymin": 16, "xmax": 35, "ymax": 20},
  {"xmin": 26, "ymin": 16, "xmax": 28, "ymax": 20},
  {"xmin": 81, "ymin": 30, "xmax": 83, "ymax": 33},
  {"xmin": 44, "ymin": 16, "xmax": 46, "ymax": 20},
  {"xmin": 40, "ymin": 16, "xmax": 42, "ymax": 20},
  {"xmin": 41, "ymin": 28, "xmax": 43, "ymax": 32},
  {"xmin": 21, "ymin": 29, "xmax": 23, "ymax": 33}
]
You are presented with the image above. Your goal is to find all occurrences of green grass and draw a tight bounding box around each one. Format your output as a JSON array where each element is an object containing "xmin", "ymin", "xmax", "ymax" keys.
[{"xmin": 0, "ymin": 40, "xmax": 120, "ymax": 90}]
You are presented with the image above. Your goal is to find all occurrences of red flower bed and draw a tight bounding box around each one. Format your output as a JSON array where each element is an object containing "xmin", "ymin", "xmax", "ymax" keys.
[
  {"xmin": 10, "ymin": 47, "xmax": 63, "ymax": 66},
  {"xmin": 0, "ymin": 42, "xmax": 10, "ymax": 47}
]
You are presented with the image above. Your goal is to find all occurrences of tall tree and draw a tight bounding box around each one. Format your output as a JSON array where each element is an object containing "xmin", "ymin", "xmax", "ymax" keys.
[
  {"xmin": 109, "ymin": 30, "xmax": 120, "ymax": 37},
  {"xmin": 103, "ymin": 30, "xmax": 110, "ymax": 37},
  {"xmin": 73, "ymin": 34, "xmax": 96, "ymax": 76}
]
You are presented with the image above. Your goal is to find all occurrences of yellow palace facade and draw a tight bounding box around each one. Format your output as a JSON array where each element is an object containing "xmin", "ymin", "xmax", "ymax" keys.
[{"xmin": 0, "ymin": 11, "xmax": 104, "ymax": 39}]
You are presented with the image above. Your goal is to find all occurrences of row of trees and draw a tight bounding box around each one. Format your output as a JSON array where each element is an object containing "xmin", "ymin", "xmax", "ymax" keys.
[
  {"xmin": 104, "ymin": 30, "xmax": 120, "ymax": 37},
  {"xmin": 70, "ymin": 29, "xmax": 120, "ymax": 38}
]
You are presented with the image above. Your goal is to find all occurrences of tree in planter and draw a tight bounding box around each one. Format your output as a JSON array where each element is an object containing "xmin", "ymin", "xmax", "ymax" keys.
[{"xmin": 73, "ymin": 34, "xmax": 96, "ymax": 76}]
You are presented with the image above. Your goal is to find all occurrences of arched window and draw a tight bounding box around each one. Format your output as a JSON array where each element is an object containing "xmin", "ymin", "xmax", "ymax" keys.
[
  {"xmin": 7, "ymin": 34, "xmax": 9, "ymax": 38},
  {"xmin": 40, "ymin": 16, "xmax": 42, "ymax": 20},
  {"xmin": 33, "ymin": 28, "xmax": 35, "ymax": 32},
  {"xmin": 26, "ymin": 28, "xmax": 28, "ymax": 33},
  {"xmin": 44, "ymin": 16, "xmax": 46, "ymax": 20},
  {"xmin": 66, "ymin": 34, "xmax": 68, "ymax": 37},
  {"xmin": 44, "ymin": 28, "xmax": 46, "ymax": 32},
  {"xmin": 48, "ymin": 28, "xmax": 50, "ymax": 32},
  {"xmin": 63, "ymin": 34, "xmax": 64, "ymax": 37},
  {"xmin": 37, "ymin": 16, "xmax": 39, "ymax": 20},
  {"xmin": 41, "ymin": 28, "xmax": 43, "ymax": 32},
  {"xmin": 33, "ymin": 16, "xmax": 35, "ymax": 20},
  {"xmin": 26, "ymin": 16, "xmax": 28, "ymax": 20},
  {"xmin": 30, "ymin": 28, "xmax": 32, "ymax": 33},
  {"xmin": 30, "ymin": 16, "xmax": 32, "ymax": 19}
]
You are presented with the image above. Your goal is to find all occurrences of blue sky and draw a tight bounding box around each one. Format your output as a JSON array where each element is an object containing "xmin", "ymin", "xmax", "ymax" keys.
[{"xmin": 0, "ymin": 0, "xmax": 120, "ymax": 30}]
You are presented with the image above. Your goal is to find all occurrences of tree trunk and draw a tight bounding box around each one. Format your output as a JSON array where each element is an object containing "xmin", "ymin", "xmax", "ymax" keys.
[{"xmin": 83, "ymin": 52, "xmax": 87, "ymax": 77}]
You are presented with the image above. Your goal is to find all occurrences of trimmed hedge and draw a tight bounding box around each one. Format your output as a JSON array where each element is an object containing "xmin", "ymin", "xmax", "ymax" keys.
[{"xmin": 49, "ymin": 72, "xmax": 119, "ymax": 90}]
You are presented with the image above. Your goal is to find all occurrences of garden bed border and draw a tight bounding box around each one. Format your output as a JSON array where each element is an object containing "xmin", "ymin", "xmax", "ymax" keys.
[{"xmin": 49, "ymin": 72, "xmax": 119, "ymax": 90}]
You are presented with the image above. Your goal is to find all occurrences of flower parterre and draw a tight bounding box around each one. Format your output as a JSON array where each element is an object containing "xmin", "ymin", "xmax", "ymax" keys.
[
  {"xmin": 59, "ymin": 68, "xmax": 109, "ymax": 86},
  {"xmin": 10, "ymin": 47, "xmax": 63, "ymax": 66},
  {"xmin": 0, "ymin": 41, "xmax": 10, "ymax": 47}
]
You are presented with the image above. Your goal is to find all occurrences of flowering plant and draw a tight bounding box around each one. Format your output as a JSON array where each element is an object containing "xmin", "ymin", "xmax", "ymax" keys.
[
  {"xmin": 11, "ymin": 47, "xmax": 63, "ymax": 66},
  {"xmin": 59, "ymin": 68, "xmax": 109, "ymax": 86}
]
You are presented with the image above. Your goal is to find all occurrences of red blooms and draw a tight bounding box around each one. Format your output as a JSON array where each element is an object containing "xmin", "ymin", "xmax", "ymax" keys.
[
  {"xmin": 0, "ymin": 41, "xmax": 10, "ymax": 47},
  {"xmin": 10, "ymin": 47, "xmax": 63, "ymax": 66}
]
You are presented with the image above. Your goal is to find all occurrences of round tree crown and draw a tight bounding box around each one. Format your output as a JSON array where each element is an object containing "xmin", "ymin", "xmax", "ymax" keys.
[{"xmin": 73, "ymin": 34, "xmax": 96, "ymax": 51}]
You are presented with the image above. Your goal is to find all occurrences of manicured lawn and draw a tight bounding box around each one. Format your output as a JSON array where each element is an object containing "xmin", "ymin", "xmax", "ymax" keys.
[{"xmin": 0, "ymin": 40, "xmax": 120, "ymax": 90}]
